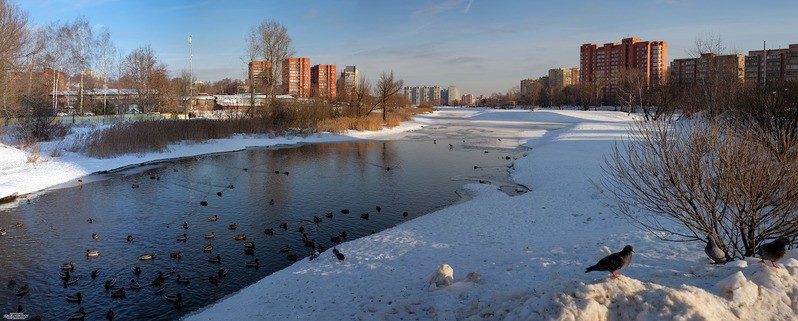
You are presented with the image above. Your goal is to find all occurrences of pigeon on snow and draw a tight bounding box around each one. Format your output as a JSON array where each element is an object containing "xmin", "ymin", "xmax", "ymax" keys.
[
  {"xmin": 585, "ymin": 245, "xmax": 634, "ymax": 278},
  {"xmin": 705, "ymin": 235, "xmax": 729, "ymax": 264},
  {"xmin": 758, "ymin": 238, "xmax": 790, "ymax": 268}
]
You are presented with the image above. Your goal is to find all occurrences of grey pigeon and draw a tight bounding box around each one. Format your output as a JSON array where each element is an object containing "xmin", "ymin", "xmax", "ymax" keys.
[
  {"xmin": 759, "ymin": 238, "xmax": 790, "ymax": 268},
  {"xmin": 705, "ymin": 236, "xmax": 728, "ymax": 264},
  {"xmin": 585, "ymin": 245, "xmax": 634, "ymax": 278}
]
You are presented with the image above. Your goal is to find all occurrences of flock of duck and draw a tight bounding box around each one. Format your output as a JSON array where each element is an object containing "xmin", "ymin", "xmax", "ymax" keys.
[
  {"xmin": 4, "ymin": 188, "xmax": 407, "ymax": 320},
  {"xmin": 3, "ymin": 163, "xmax": 422, "ymax": 320}
]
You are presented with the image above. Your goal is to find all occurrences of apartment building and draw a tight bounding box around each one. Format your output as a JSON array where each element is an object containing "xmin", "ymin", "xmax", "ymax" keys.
[
  {"xmin": 447, "ymin": 86, "xmax": 460, "ymax": 105},
  {"xmin": 670, "ymin": 53, "xmax": 744, "ymax": 85},
  {"xmin": 580, "ymin": 37, "xmax": 667, "ymax": 101},
  {"xmin": 282, "ymin": 57, "xmax": 311, "ymax": 97},
  {"xmin": 310, "ymin": 64, "xmax": 337, "ymax": 99},
  {"xmin": 744, "ymin": 44, "xmax": 798, "ymax": 84},
  {"xmin": 248, "ymin": 61, "xmax": 271, "ymax": 91},
  {"xmin": 547, "ymin": 68, "xmax": 580, "ymax": 88},
  {"xmin": 461, "ymin": 93, "xmax": 474, "ymax": 106},
  {"xmin": 338, "ymin": 65, "xmax": 359, "ymax": 95}
]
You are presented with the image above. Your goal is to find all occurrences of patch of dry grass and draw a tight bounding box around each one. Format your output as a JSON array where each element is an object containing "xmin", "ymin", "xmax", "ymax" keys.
[
  {"xmin": 26, "ymin": 143, "xmax": 40, "ymax": 163},
  {"xmin": 79, "ymin": 103, "xmax": 433, "ymax": 158}
]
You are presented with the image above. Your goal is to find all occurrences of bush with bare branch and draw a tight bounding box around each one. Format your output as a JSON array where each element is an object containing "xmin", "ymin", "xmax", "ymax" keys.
[{"xmin": 602, "ymin": 117, "xmax": 798, "ymax": 258}]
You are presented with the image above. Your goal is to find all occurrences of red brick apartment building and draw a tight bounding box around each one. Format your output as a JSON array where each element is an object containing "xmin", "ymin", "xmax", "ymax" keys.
[
  {"xmin": 310, "ymin": 64, "xmax": 337, "ymax": 99},
  {"xmin": 580, "ymin": 37, "xmax": 667, "ymax": 102},
  {"xmin": 282, "ymin": 57, "xmax": 311, "ymax": 97},
  {"xmin": 248, "ymin": 61, "xmax": 271, "ymax": 91},
  {"xmin": 744, "ymin": 44, "xmax": 798, "ymax": 84}
]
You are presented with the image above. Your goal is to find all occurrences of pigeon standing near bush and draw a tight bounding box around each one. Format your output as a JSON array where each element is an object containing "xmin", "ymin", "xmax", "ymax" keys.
[
  {"xmin": 759, "ymin": 238, "xmax": 790, "ymax": 268},
  {"xmin": 705, "ymin": 236, "xmax": 729, "ymax": 264},
  {"xmin": 585, "ymin": 245, "xmax": 634, "ymax": 278}
]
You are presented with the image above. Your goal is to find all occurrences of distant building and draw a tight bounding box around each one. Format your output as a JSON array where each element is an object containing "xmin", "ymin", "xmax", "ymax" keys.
[
  {"xmin": 310, "ymin": 64, "xmax": 337, "ymax": 99},
  {"xmin": 11, "ymin": 67, "xmax": 67, "ymax": 93},
  {"xmin": 248, "ymin": 61, "xmax": 271, "ymax": 91},
  {"xmin": 338, "ymin": 65, "xmax": 359, "ymax": 95},
  {"xmin": 670, "ymin": 53, "xmax": 744, "ymax": 85},
  {"xmin": 520, "ymin": 78, "xmax": 538, "ymax": 96},
  {"xmin": 744, "ymin": 44, "xmax": 798, "ymax": 84},
  {"xmin": 547, "ymin": 68, "xmax": 580, "ymax": 88},
  {"xmin": 461, "ymin": 93, "xmax": 474, "ymax": 106},
  {"xmin": 282, "ymin": 58, "xmax": 311, "ymax": 97},
  {"xmin": 580, "ymin": 37, "xmax": 668, "ymax": 101},
  {"xmin": 447, "ymin": 86, "xmax": 459, "ymax": 105},
  {"xmin": 430, "ymin": 85, "xmax": 441, "ymax": 104}
]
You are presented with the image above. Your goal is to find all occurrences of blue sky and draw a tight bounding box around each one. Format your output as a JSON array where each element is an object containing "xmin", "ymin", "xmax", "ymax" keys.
[{"xmin": 17, "ymin": 0, "xmax": 798, "ymax": 96}]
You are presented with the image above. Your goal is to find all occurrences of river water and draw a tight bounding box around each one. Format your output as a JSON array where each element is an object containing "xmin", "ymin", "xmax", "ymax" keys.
[{"xmin": 0, "ymin": 139, "xmax": 528, "ymax": 320}]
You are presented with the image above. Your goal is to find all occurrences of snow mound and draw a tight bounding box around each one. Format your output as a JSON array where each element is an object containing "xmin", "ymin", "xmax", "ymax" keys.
[{"xmin": 495, "ymin": 264, "xmax": 798, "ymax": 321}]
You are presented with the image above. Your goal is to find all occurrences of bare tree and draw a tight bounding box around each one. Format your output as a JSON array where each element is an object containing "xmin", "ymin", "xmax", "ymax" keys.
[
  {"xmin": 0, "ymin": 0, "xmax": 29, "ymax": 120},
  {"xmin": 366, "ymin": 71, "xmax": 404, "ymax": 122},
  {"xmin": 616, "ymin": 67, "xmax": 648, "ymax": 118},
  {"xmin": 66, "ymin": 17, "xmax": 95, "ymax": 115},
  {"xmin": 95, "ymin": 27, "xmax": 116, "ymax": 115},
  {"xmin": 349, "ymin": 76, "xmax": 371, "ymax": 117},
  {"xmin": 244, "ymin": 26, "xmax": 260, "ymax": 114},
  {"xmin": 121, "ymin": 45, "xmax": 169, "ymax": 113},
  {"xmin": 255, "ymin": 20, "xmax": 294, "ymax": 100},
  {"xmin": 602, "ymin": 117, "xmax": 798, "ymax": 258}
]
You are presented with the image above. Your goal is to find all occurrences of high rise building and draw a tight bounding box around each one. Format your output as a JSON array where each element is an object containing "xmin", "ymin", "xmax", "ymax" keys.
[
  {"xmin": 580, "ymin": 37, "xmax": 667, "ymax": 101},
  {"xmin": 430, "ymin": 85, "xmax": 441, "ymax": 104},
  {"xmin": 447, "ymin": 86, "xmax": 459, "ymax": 105},
  {"xmin": 744, "ymin": 44, "xmax": 798, "ymax": 84},
  {"xmin": 670, "ymin": 53, "xmax": 744, "ymax": 85},
  {"xmin": 520, "ymin": 78, "xmax": 538, "ymax": 96},
  {"xmin": 311, "ymin": 64, "xmax": 337, "ymax": 99},
  {"xmin": 248, "ymin": 61, "xmax": 271, "ymax": 91},
  {"xmin": 339, "ymin": 65, "xmax": 359, "ymax": 95},
  {"xmin": 282, "ymin": 57, "xmax": 311, "ymax": 97},
  {"xmin": 548, "ymin": 68, "xmax": 580, "ymax": 88},
  {"xmin": 461, "ymin": 94, "xmax": 474, "ymax": 106}
]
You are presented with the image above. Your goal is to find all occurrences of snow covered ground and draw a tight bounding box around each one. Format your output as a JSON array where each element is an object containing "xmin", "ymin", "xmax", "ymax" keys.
[{"xmin": 2, "ymin": 108, "xmax": 796, "ymax": 321}]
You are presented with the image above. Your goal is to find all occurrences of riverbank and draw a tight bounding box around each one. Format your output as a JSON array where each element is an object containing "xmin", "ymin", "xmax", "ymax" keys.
[{"xmin": 2, "ymin": 108, "xmax": 797, "ymax": 320}]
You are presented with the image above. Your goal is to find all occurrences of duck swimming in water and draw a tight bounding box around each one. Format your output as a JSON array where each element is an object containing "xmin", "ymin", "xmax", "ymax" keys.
[
  {"xmin": 132, "ymin": 266, "xmax": 142, "ymax": 276},
  {"xmin": 208, "ymin": 255, "xmax": 221, "ymax": 263},
  {"xmin": 15, "ymin": 284, "xmax": 29, "ymax": 296},
  {"xmin": 60, "ymin": 261, "xmax": 76, "ymax": 271},
  {"xmin": 66, "ymin": 292, "xmax": 83, "ymax": 303},
  {"xmin": 246, "ymin": 258, "xmax": 260, "ymax": 268},
  {"xmin": 176, "ymin": 233, "xmax": 187, "ymax": 242},
  {"xmin": 139, "ymin": 253, "xmax": 156, "ymax": 260},
  {"xmin": 127, "ymin": 235, "xmax": 134, "ymax": 242},
  {"xmin": 111, "ymin": 287, "xmax": 126, "ymax": 298},
  {"xmin": 208, "ymin": 215, "xmax": 218, "ymax": 221},
  {"xmin": 203, "ymin": 244, "xmax": 213, "ymax": 252},
  {"xmin": 92, "ymin": 233, "xmax": 99, "ymax": 240},
  {"xmin": 204, "ymin": 232, "xmax": 215, "ymax": 239},
  {"xmin": 234, "ymin": 234, "xmax": 246, "ymax": 240},
  {"xmin": 228, "ymin": 223, "xmax": 238, "ymax": 230},
  {"xmin": 129, "ymin": 279, "xmax": 141, "ymax": 290},
  {"xmin": 86, "ymin": 249, "xmax": 100, "ymax": 257},
  {"xmin": 176, "ymin": 274, "xmax": 190, "ymax": 284},
  {"xmin": 170, "ymin": 251, "xmax": 183, "ymax": 259},
  {"xmin": 104, "ymin": 278, "xmax": 116, "ymax": 290},
  {"xmin": 67, "ymin": 307, "xmax": 86, "ymax": 321}
]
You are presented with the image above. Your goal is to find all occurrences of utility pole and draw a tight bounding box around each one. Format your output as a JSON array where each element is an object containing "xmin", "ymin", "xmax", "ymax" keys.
[{"xmin": 188, "ymin": 34, "xmax": 193, "ymax": 119}]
